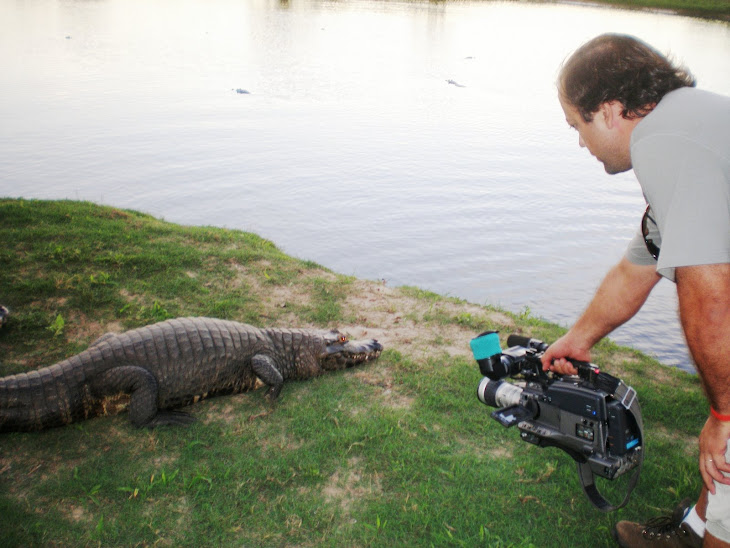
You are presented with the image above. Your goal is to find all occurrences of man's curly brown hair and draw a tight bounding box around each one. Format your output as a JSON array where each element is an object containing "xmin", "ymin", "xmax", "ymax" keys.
[{"xmin": 559, "ymin": 34, "xmax": 696, "ymax": 122}]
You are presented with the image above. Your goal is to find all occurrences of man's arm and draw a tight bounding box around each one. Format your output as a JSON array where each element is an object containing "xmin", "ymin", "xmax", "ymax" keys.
[
  {"xmin": 541, "ymin": 256, "xmax": 661, "ymax": 373},
  {"xmin": 676, "ymin": 263, "xmax": 730, "ymax": 492}
]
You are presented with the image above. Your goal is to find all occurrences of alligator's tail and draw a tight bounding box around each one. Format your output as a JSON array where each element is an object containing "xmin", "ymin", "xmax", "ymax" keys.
[{"xmin": 0, "ymin": 361, "xmax": 87, "ymax": 432}]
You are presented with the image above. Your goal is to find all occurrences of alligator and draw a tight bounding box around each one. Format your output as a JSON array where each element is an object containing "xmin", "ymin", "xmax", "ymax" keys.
[{"xmin": 0, "ymin": 317, "xmax": 382, "ymax": 432}]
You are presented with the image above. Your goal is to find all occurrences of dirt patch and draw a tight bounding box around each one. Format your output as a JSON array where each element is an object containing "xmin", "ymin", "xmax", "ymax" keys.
[
  {"xmin": 58, "ymin": 504, "xmax": 90, "ymax": 524},
  {"xmin": 353, "ymin": 368, "xmax": 414, "ymax": 411},
  {"xmin": 202, "ymin": 402, "xmax": 240, "ymax": 426},
  {"xmin": 323, "ymin": 456, "xmax": 382, "ymax": 519},
  {"xmin": 257, "ymin": 431, "xmax": 306, "ymax": 454},
  {"xmin": 263, "ymin": 283, "xmax": 314, "ymax": 321},
  {"xmin": 152, "ymin": 453, "xmax": 179, "ymax": 470},
  {"xmin": 453, "ymin": 434, "xmax": 514, "ymax": 460},
  {"xmin": 487, "ymin": 445, "xmax": 513, "ymax": 459},
  {"xmin": 225, "ymin": 261, "xmax": 345, "ymax": 326},
  {"xmin": 339, "ymin": 280, "xmax": 514, "ymax": 361}
]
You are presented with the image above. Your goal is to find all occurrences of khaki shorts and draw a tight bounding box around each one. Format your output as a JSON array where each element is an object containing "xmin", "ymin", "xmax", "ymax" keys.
[{"xmin": 706, "ymin": 440, "xmax": 730, "ymax": 543}]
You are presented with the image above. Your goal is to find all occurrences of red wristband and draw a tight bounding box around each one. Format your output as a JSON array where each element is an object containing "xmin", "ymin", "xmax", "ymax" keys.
[{"xmin": 711, "ymin": 407, "xmax": 730, "ymax": 422}]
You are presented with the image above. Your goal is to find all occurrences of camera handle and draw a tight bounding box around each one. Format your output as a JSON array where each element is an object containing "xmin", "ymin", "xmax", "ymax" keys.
[{"xmin": 575, "ymin": 379, "xmax": 644, "ymax": 512}]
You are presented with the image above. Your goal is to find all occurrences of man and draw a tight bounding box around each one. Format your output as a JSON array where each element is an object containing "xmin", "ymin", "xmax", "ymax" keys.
[{"xmin": 539, "ymin": 34, "xmax": 730, "ymax": 547}]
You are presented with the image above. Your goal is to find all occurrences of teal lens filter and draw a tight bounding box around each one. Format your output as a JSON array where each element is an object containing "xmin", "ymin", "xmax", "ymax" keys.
[{"xmin": 470, "ymin": 330, "xmax": 501, "ymax": 360}]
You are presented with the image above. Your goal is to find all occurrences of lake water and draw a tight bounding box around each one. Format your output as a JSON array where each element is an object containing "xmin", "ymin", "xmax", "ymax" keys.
[{"xmin": 1, "ymin": 0, "xmax": 729, "ymax": 372}]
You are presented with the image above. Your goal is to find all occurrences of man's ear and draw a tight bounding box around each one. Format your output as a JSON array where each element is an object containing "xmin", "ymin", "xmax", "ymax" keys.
[{"xmin": 601, "ymin": 101, "xmax": 625, "ymax": 129}]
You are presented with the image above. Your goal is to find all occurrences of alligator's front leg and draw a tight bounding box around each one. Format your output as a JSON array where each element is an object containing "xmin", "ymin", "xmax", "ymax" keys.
[
  {"xmin": 251, "ymin": 355, "xmax": 283, "ymax": 400},
  {"xmin": 90, "ymin": 366, "xmax": 194, "ymax": 427}
]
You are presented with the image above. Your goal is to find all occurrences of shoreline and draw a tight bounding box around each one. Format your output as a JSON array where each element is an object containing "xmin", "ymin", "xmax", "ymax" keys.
[{"xmin": 550, "ymin": 0, "xmax": 730, "ymax": 21}]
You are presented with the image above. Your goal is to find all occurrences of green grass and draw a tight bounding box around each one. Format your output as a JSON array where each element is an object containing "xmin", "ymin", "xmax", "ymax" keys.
[{"xmin": 0, "ymin": 199, "xmax": 707, "ymax": 547}]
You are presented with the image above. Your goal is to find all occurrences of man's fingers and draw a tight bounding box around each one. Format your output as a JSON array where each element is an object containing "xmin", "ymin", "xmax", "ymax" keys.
[
  {"xmin": 547, "ymin": 359, "xmax": 578, "ymax": 376},
  {"xmin": 710, "ymin": 456, "xmax": 730, "ymax": 484},
  {"xmin": 701, "ymin": 456, "xmax": 730, "ymax": 494}
]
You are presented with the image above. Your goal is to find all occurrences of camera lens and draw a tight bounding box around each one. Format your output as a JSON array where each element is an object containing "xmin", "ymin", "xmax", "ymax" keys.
[{"xmin": 477, "ymin": 378, "xmax": 523, "ymax": 408}]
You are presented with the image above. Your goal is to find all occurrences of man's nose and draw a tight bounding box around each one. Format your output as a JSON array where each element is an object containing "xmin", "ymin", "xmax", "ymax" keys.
[{"xmin": 579, "ymin": 135, "xmax": 586, "ymax": 148}]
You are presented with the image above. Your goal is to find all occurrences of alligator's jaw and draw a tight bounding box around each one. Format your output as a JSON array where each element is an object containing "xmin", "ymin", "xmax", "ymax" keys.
[{"xmin": 320, "ymin": 339, "xmax": 383, "ymax": 370}]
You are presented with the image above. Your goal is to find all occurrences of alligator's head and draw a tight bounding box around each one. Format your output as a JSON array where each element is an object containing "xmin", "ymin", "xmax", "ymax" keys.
[{"xmin": 319, "ymin": 329, "xmax": 383, "ymax": 370}]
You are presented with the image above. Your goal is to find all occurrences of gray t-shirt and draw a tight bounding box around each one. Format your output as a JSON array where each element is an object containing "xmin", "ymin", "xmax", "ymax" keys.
[{"xmin": 625, "ymin": 87, "xmax": 730, "ymax": 282}]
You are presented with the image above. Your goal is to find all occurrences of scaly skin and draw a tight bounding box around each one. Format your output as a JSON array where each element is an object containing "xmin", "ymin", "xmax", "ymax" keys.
[{"xmin": 0, "ymin": 317, "xmax": 382, "ymax": 432}]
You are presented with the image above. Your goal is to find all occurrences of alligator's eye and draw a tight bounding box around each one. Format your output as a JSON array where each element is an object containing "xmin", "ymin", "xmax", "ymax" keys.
[{"xmin": 339, "ymin": 334, "xmax": 348, "ymax": 343}]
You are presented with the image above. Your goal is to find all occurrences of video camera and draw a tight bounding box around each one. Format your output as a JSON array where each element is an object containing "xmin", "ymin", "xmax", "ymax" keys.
[{"xmin": 471, "ymin": 331, "xmax": 644, "ymax": 512}]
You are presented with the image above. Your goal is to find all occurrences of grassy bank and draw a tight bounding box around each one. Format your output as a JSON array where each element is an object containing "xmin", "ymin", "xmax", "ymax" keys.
[
  {"xmin": 0, "ymin": 199, "xmax": 707, "ymax": 547},
  {"xmin": 561, "ymin": 0, "xmax": 730, "ymax": 20}
]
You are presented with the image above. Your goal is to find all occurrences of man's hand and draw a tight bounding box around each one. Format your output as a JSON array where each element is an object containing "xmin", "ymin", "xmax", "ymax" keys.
[
  {"xmin": 540, "ymin": 334, "xmax": 591, "ymax": 376},
  {"xmin": 698, "ymin": 414, "xmax": 730, "ymax": 493}
]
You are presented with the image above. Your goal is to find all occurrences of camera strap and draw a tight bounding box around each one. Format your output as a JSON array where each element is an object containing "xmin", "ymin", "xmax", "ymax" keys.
[{"xmin": 576, "ymin": 380, "xmax": 644, "ymax": 512}]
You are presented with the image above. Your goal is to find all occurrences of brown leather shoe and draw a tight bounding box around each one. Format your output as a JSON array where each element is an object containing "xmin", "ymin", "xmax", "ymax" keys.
[{"xmin": 612, "ymin": 499, "xmax": 703, "ymax": 547}]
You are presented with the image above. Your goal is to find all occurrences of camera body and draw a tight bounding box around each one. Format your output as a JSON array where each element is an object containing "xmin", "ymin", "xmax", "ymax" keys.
[{"xmin": 473, "ymin": 332, "xmax": 642, "ymax": 485}]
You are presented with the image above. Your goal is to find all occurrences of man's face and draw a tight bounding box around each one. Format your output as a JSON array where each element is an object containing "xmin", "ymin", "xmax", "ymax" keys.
[{"xmin": 559, "ymin": 95, "xmax": 632, "ymax": 175}]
